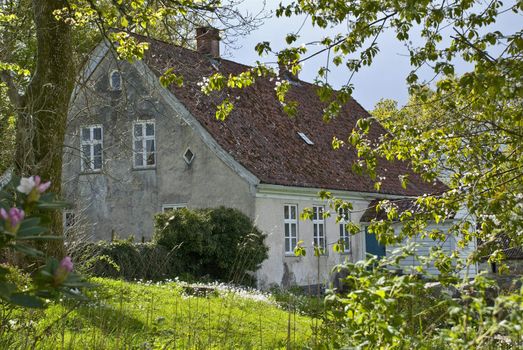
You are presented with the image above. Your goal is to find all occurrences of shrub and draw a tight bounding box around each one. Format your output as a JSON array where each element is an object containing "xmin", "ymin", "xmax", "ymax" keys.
[
  {"xmin": 153, "ymin": 207, "xmax": 268, "ymax": 285},
  {"xmin": 154, "ymin": 208, "xmax": 211, "ymax": 276},
  {"xmin": 72, "ymin": 240, "xmax": 180, "ymax": 281},
  {"xmin": 320, "ymin": 256, "xmax": 523, "ymax": 349}
]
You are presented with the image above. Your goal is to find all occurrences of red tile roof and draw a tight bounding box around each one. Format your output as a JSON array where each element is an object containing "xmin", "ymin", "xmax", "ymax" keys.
[{"xmin": 141, "ymin": 36, "xmax": 446, "ymax": 196}]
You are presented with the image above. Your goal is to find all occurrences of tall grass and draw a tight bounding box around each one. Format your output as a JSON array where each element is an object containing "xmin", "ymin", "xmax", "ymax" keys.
[{"xmin": 1, "ymin": 278, "xmax": 315, "ymax": 349}]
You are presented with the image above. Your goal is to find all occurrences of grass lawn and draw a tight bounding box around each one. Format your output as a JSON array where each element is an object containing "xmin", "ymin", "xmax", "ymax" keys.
[{"xmin": 1, "ymin": 278, "xmax": 318, "ymax": 349}]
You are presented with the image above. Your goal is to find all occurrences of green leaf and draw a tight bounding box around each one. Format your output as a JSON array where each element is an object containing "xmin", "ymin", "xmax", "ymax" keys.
[
  {"xmin": 16, "ymin": 225, "xmax": 48, "ymax": 238},
  {"xmin": 36, "ymin": 201, "xmax": 69, "ymax": 209},
  {"xmin": 9, "ymin": 293, "xmax": 45, "ymax": 308},
  {"xmin": 13, "ymin": 244, "xmax": 44, "ymax": 257}
]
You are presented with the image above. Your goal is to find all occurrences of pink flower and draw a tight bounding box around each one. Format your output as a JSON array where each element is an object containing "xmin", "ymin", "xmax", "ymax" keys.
[
  {"xmin": 34, "ymin": 176, "xmax": 51, "ymax": 193},
  {"xmin": 59, "ymin": 256, "xmax": 74, "ymax": 273},
  {"xmin": 8, "ymin": 208, "xmax": 24, "ymax": 227},
  {"xmin": 54, "ymin": 256, "xmax": 74, "ymax": 285},
  {"xmin": 0, "ymin": 207, "xmax": 25, "ymax": 233},
  {"xmin": 16, "ymin": 176, "xmax": 51, "ymax": 202}
]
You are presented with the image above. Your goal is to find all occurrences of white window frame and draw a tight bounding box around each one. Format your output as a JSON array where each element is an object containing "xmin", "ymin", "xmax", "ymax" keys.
[
  {"xmin": 338, "ymin": 208, "xmax": 351, "ymax": 253},
  {"xmin": 110, "ymin": 70, "xmax": 122, "ymax": 91},
  {"xmin": 313, "ymin": 205, "xmax": 326, "ymax": 253},
  {"xmin": 284, "ymin": 204, "xmax": 298, "ymax": 255},
  {"xmin": 80, "ymin": 125, "xmax": 103, "ymax": 172},
  {"xmin": 133, "ymin": 120, "xmax": 156, "ymax": 168},
  {"xmin": 162, "ymin": 203, "xmax": 187, "ymax": 212}
]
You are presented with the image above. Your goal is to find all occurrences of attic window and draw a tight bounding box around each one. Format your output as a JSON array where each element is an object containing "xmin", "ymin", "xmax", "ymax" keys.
[
  {"xmin": 298, "ymin": 132, "xmax": 314, "ymax": 145},
  {"xmin": 110, "ymin": 70, "xmax": 122, "ymax": 91},
  {"xmin": 183, "ymin": 148, "xmax": 194, "ymax": 164}
]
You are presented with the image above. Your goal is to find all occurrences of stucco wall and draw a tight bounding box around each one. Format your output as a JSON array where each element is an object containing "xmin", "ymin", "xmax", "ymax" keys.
[
  {"xmin": 254, "ymin": 186, "xmax": 478, "ymax": 288},
  {"xmin": 63, "ymin": 46, "xmax": 255, "ymax": 241},
  {"xmin": 253, "ymin": 185, "xmax": 371, "ymax": 289}
]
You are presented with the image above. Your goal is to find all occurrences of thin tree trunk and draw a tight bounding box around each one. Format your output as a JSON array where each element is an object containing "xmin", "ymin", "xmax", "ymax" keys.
[{"xmin": 15, "ymin": 0, "xmax": 75, "ymax": 258}]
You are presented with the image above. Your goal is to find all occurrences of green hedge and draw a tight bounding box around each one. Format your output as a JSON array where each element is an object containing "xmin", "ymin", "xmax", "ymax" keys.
[
  {"xmin": 153, "ymin": 207, "xmax": 268, "ymax": 285},
  {"xmin": 72, "ymin": 240, "xmax": 180, "ymax": 281}
]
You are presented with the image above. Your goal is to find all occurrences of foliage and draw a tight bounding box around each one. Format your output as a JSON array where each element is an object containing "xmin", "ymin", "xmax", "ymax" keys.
[
  {"xmin": 0, "ymin": 176, "xmax": 87, "ymax": 308},
  {"xmin": 321, "ymin": 256, "xmax": 523, "ymax": 349},
  {"xmin": 154, "ymin": 207, "xmax": 268, "ymax": 285},
  {"xmin": 72, "ymin": 240, "xmax": 180, "ymax": 281},
  {"xmin": 0, "ymin": 277, "xmax": 313, "ymax": 349},
  {"xmin": 199, "ymin": 0, "xmax": 522, "ymax": 270}
]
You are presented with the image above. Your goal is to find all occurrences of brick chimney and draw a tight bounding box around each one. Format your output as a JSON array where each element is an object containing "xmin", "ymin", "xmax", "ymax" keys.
[
  {"xmin": 196, "ymin": 27, "xmax": 220, "ymax": 58},
  {"xmin": 279, "ymin": 61, "xmax": 299, "ymax": 79}
]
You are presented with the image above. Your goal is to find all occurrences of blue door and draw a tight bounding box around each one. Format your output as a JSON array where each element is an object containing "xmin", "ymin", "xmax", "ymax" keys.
[{"xmin": 365, "ymin": 226, "xmax": 386, "ymax": 258}]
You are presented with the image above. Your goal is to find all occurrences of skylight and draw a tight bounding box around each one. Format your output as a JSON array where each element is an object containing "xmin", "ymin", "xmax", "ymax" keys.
[{"xmin": 298, "ymin": 132, "xmax": 314, "ymax": 145}]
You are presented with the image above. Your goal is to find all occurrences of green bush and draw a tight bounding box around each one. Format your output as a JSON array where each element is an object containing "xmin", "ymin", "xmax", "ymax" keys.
[
  {"xmin": 153, "ymin": 207, "xmax": 268, "ymax": 285},
  {"xmin": 72, "ymin": 240, "xmax": 180, "ymax": 281}
]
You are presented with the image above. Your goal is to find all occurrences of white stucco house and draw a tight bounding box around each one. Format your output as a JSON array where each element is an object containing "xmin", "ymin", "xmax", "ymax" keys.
[{"xmin": 62, "ymin": 28, "xmax": 476, "ymax": 288}]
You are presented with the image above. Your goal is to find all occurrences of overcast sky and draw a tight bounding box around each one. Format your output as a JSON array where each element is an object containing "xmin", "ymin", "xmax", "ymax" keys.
[{"xmin": 222, "ymin": 0, "xmax": 521, "ymax": 111}]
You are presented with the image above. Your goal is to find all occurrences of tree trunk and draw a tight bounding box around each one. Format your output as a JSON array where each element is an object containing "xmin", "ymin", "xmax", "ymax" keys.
[{"xmin": 15, "ymin": 0, "xmax": 75, "ymax": 258}]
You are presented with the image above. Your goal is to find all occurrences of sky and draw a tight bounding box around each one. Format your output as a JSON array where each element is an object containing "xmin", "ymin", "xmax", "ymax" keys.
[{"xmin": 221, "ymin": 0, "xmax": 522, "ymax": 111}]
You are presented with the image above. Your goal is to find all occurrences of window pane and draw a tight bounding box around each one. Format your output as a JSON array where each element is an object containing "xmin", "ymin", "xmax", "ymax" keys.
[
  {"xmin": 285, "ymin": 239, "xmax": 290, "ymax": 253},
  {"xmin": 111, "ymin": 71, "xmax": 121, "ymax": 90},
  {"xmin": 146, "ymin": 139, "xmax": 155, "ymax": 153},
  {"xmin": 93, "ymin": 144, "xmax": 102, "ymax": 157},
  {"xmin": 65, "ymin": 212, "xmax": 75, "ymax": 228},
  {"xmin": 145, "ymin": 123, "xmax": 154, "ymax": 136},
  {"xmin": 284, "ymin": 224, "xmax": 289, "ymax": 237},
  {"xmin": 93, "ymin": 155, "xmax": 102, "ymax": 170},
  {"xmin": 290, "ymin": 206, "xmax": 296, "ymax": 220},
  {"xmin": 284, "ymin": 206, "xmax": 289, "ymax": 219},
  {"xmin": 146, "ymin": 152, "xmax": 155, "ymax": 166},
  {"xmin": 134, "ymin": 140, "xmax": 143, "ymax": 152},
  {"xmin": 82, "ymin": 128, "xmax": 90, "ymax": 141},
  {"xmin": 93, "ymin": 127, "xmax": 102, "ymax": 140},
  {"xmin": 134, "ymin": 124, "xmax": 143, "ymax": 137},
  {"xmin": 291, "ymin": 224, "xmax": 296, "ymax": 237},
  {"xmin": 135, "ymin": 152, "xmax": 143, "ymax": 167},
  {"xmin": 82, "ymin": 144, "xmax": 91, "ymax": 159}
]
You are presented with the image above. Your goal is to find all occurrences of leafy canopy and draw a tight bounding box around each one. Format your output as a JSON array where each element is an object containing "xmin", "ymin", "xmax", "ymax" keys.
[{"xmin": 202, "ymin": 0, "xmax": 523, "ymax": 266}]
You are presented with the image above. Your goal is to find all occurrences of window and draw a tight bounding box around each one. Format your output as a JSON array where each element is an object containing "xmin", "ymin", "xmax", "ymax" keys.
[
  {"xmin": 63, "ymin": 210, "xmax": 76, "ymax": 229},
  {"xmin": 162, "ymin": 204, "xmax": 187, "ymax": 212},
  {"xmin": 298, "ymin": 132, "xmax": 314, "ymax": 145},
  {"xmin": 110, "ymin": 70, "xmax": 122, "ymax": 91},
  {"xmin": 80, "ymin": 125, "xmax": 103, "ymax": 171},
  {"xmin": 313, "ymin": 205, "xmax": 326, "ymax": 252},
  {"xmin": 133, "ymin": 120, "xmax": 156, "ymax": 168},
  {"xmin": 284, "ymin": 204, "xmax": 298, "ymax": 254},
  {"xmin": 183, "ymin": 148, "xmax": 194, "ymax": 164},
  {"xmin": 338, "ymin": 208, "xmax": 351, "ymax": 253}
]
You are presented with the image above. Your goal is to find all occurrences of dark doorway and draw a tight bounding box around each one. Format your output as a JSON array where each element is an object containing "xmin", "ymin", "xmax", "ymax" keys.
[{"xmin": 365, "ymin": 226, "xmax": 386, "ymax": 258}]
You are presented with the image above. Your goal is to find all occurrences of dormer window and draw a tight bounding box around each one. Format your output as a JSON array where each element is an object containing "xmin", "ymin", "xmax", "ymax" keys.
[{"xmin": 110, "ymin": 70, "xmax": 122, "ymax": 91}]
